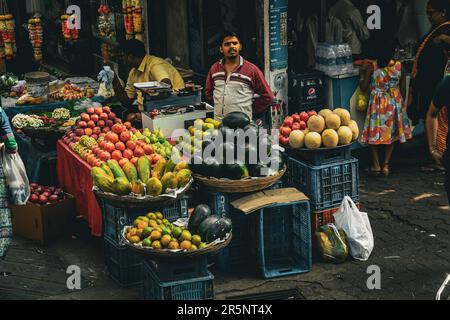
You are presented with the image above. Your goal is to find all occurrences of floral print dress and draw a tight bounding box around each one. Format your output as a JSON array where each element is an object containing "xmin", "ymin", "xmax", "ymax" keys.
[{"xmin": 361, "ymin": 60, "xmax": 412, "ymax": 145}]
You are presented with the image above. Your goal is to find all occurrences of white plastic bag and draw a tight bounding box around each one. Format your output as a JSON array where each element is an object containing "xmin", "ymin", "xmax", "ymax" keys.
[
  {"xmin": 1, "ymin": 145, "xmax": 30, "ymax": 205},
  {"xmin": 333, "ymin": 196, "xmax": 374, "ymax": 261}
]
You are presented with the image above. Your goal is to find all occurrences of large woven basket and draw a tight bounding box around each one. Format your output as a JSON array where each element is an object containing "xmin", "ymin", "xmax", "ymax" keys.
[
  {"xmin": 192, "ymin": 165, "xmax": 286, "ymax": 193},
  {"xmin": 93, "ymin": 178, "xmax": 193, "ymax": 209}
]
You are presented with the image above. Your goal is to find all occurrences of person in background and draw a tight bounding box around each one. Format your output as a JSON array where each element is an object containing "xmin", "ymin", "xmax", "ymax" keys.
[
  {"xmin": 360, "ymin": 39, "xmax": 412, "ymax": 176},
  {"xmin": 426, "ymin": 76, "xmax": 450, "ymax": 203},
  {"xmin": 407, "ymin": 0, "xmax": 450, "ymax": 171},
  {"xmin": 112, "ymin": 39, "xmax": 185, "ymax": 123},
  {"xmin": 328, "ymin": 0, "xmax": 370, "ymax": 59},
  {"xmin": 0, "ymin": 107, "xmax": 17, "ymax": 258},
  {"xmin": 205, "ymin": 31, "xmax": 275, "ymax": 121}
]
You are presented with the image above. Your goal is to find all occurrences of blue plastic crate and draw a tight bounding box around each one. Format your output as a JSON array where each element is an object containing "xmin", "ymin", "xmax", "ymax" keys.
[
  {"xmin": 104, "ymin": 237, "xmax": 142, "ymax": 287},
  {"xmin": 251, "ymin": 200, "xmax": 312, "ymax": 279},
  {"xmin": 144, "ymin": 257, "xmax": 209, "ymax": 282},
  {"xmin": 141, "ymin": 259, "xmax": 214, "ymax": 300},
  {"xmin": 287, "ymin": 145, "xmax": 352, "ymax": 166},
  {"xmin": 285, "ymin": 157, "xmax": 359, "ymax": 211},
  {"xmin": 100, "ymin": 196, "xmax": 189, "ymax": 245}
]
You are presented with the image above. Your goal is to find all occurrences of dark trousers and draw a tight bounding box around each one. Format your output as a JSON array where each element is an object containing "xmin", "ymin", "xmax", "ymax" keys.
[{"xmin": 445, "ymin": 156, "xmax": 450, "ymax": 205}]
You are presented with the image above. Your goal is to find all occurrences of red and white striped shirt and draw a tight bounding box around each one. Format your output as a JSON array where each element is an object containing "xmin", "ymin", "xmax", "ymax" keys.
[{"xmin": 205, "ymin": 56, "xmax": 275, "ymax": 120}]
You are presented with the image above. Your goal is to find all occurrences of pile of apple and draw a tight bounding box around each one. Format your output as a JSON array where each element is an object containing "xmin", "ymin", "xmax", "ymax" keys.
[
  {"xmin": 29, "ymin": 183, "xmax": 67, "ymax": 205},
  {"xmin": 92, "ymin": 123, "xmax": 162, "ymax": 167},
  {"xmin": 62, "ymin": 106, "xmax": 123, "ymax": 145},
  {"xmin": 279, "ymin": 110, "xmax": 317, "ymax": 145}
]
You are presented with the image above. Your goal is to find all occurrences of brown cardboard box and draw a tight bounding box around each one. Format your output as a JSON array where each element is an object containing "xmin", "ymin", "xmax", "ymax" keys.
[
  {"xmin": 230, "ymin": 188, "xmax": 309, "ymax": 214},
  {"xmin": 10, "ymin": 194, "xmax": 76, "ymax": 245}
]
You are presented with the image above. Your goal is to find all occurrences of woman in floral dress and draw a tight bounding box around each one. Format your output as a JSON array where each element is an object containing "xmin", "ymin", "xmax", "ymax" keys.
[{"xmin": 360, "ymin": 44, "xmax": 412, "ymax": 176}]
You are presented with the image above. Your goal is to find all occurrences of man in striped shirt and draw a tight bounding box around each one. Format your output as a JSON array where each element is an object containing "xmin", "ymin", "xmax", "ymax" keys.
[{"xmin": 205, "ymin": 32, "xmax": 275, "ymax": 121}]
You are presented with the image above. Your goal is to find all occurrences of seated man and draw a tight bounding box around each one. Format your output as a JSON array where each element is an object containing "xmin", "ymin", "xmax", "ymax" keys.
[{"xmin": 112, "ymin": 39, "xmax": 185, "ymax": 122}]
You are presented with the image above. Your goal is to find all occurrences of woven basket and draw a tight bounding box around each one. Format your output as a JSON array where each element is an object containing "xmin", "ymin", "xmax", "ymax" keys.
[
  {"xmin": 93, "ymin": 178, "xmax": 193, "ymax": 209},
  {"xmin": 192, "ymin": 165, "xmax": 286, "ymax": 193}
]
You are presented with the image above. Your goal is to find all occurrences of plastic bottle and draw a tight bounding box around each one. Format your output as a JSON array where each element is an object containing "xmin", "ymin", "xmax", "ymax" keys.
[
  {"xmin": 335, "ymin": 44, "xmax": 346, "ymax": 74},
  {"xmin": 327, "ymin": 44, "xmax": 337, "ymax": 75},
  {"xmin": 345, "ymin": 44, "xmax": 353, "ymax": 72}
]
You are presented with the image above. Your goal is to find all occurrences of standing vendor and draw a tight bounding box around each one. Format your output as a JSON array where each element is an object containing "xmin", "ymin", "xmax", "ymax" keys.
[
  {"xmin": 205, "ymin": 32, "xmax": 275, "ymax": 121},
  {"xmin": 112, "ymin": 39, "xmax": 185, "ymax": 122}
]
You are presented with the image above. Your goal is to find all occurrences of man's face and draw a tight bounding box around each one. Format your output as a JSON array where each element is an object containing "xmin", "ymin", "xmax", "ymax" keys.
[{"xmin": 220, "ymin": 36, "xmax": 241, "ymax": 59}]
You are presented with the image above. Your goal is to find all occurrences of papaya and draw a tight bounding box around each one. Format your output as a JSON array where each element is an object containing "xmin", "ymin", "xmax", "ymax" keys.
[
  {"xmin": 112, "ymin": 177, "xmax": 132, "ymax": 195},
  {"xmin": 161, "ymin": 172, "xmax": 178, "ymax": 192},
  {"xmin": 174, "ymin": 161, "xmax": 188, "ymax": 172},
  {"xmin": 175, "ymin": 169, "xmax": 191, "ymax": 188},
  {"xmin": 131, "ymin": 180, "xmax": 146, "ymax": 195},
  {"xmin": 107, "ymin": 160, "xmax": 126, "ymax": 178},
  {"xmin": 146, "ymin": 177, "xmax": 163, "ymax": 196},
  {"xmin": 99, "ymin": 162, "xmax": 114, "ymax": 178},
  {"xmin": 164, "ymin": 159, "xmax": 176, "ymax": 174},
  {"xmin": 123, "ymin": 162, "xmax": 139, "ymax": 183},
  {"xmin": 137, "ymin": 156, "xmax": 151, "ymax": 182},
  {"xmin": 152, "ymin": 158, "xmax": 167, "ymax": 180},
  {"xmin": 91, "ymin": 167, "xmax": 115, "ymax": 193}
]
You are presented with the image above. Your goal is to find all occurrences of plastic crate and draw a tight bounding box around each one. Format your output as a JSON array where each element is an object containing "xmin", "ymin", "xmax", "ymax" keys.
[
  {"xmin": 311, "ymin": 203, "xmax": 360, "ymax": 233},
  {"xmin": 251, "ymin": 199, "xmax": 311, "ymax": 279},
  {"xmin": 142, "ymin": 259, "xmax": 214, "ymax": 300},
  {"xmin": 285, "ymin": 157, "xmax": 359, "ymax": 211},
  {"xmin": 287, "ymin": 145, "xmax": 352, "ymax": 166},
  {"xmin": 100, "ymin": 196, "xmax": 189, "ymax": 245},
  {"xmin": 104, "ymin": 237, "xmax": 142, "ymax": 287},
  {"xmin": 144, "ymin": 257, "xmax": 209, "ymax": 282}
]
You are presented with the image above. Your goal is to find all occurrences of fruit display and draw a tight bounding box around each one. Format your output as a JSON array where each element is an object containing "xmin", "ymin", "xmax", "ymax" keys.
[
  {"xmin": 28, "ymin": 16, "xmax": 43, "ymax": 62},
  {"xmin": 97, "ymin": 4, "xmax": 115, "ymax": 40},
  {"xmin": 12, "ymin": 108, "xmax": 75, "ymax": 131},
  {"xmin": 279, "ymin": 108, "xmax": 359, "ymax": 149},
  {"xmin": 124, "ymin": 204, "xmax": 232, "ymax": 252},
  {"xmin": 184, "ymin": 112, "xmax": 283, "ymax": 180},
  {"xmin": 11, "ymin": 114, "xmax": 44, "ymax": 129},
  {"xmin": 52, "ymin": 108, "xmax": 71, "ymax": 120},
  {"xmin": 61, "ymin": 14, "xmax": 79, "ymax": 42},
  {"xmin": 0, "ymin": 13, "xmax": 17, "ymax": 59},
  {"xmin": 122, "ymin": 0, "xmax": 143, "ymax": 40},
  {"xmin": 29, "ymin": 183, "xmax": 68, "ymax": 205},
  {"xmin": 91, "ymin": 156, "xmax": 192, "ymax": 197},
  {"xmin": 51, "ymin": 83, "xmax": 85, "ymax": 101}
]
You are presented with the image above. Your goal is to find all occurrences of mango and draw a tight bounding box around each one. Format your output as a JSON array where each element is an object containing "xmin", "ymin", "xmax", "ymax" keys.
[
  {"xmin": 131, "ymin": 180, "xmax": 146, "ymax": 195},
  {"xmin": 174, "ymin": 161, "xmax": 188, "ymax": 172},
  {"xmin": 146, "ymin": 177, "xmax": 163, "ymax": 197}
]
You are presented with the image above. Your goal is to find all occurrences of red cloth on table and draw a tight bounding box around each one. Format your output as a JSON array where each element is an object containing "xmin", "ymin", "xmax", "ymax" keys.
[{"xmin": 56, "ymin": 140, "xmax": 102, "ymax": 236}]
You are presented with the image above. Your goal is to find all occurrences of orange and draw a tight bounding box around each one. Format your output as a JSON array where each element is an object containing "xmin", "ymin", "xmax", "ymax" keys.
[
  {"xmin": 160, "ymin": 235, "xmax": 172, "ymax": 248},
  {"xmin": 180, "ymin": 240, "xmax": 191, "ymax": 251},
  {"xmin": 168, "ymin": 241, "xmax": 179, "ymax": 250},
  {"xmin": 149, "ymin": 220, "xmax": 158, "ymax": 228},
  {"xmin": 137, "ymin": 221, "xmax": 148, "ymax": 229},
  {"xmin": 150, "ymin": 230, "xmax": 162, "ymax": 241},
  {"xmin": 129, "ymin": 235, "xmax": 141, "ymax": 244}
]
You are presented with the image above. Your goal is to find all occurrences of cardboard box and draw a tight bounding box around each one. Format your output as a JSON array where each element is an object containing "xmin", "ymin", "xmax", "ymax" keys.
[
  {"xmin": 10, "ymin": 194, "xmax": 76, "ymax": 245},
  {"xmin": 230, "ymin": 188, "xmax": 309, "ymax": 214}
]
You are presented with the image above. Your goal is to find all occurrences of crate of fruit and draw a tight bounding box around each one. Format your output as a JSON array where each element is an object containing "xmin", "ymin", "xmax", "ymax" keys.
[
  {"xmin": 141, "ymin": 259, "xmax": 214, "ymax": 300},
  {"xmin": 285, "ymin": 156, "xmax": 359, "ymax": 211},
  {"xmin": 250, "ymin": 199, "xmax": 312, "ymax": 279}
]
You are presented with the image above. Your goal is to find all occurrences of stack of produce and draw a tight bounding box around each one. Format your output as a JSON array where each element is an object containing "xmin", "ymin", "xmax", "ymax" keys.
[
  {"xmin": 279, "ymin": 108, "xmax": 359, "ymax": 149},
  {"xmin": 91, "ymin": 156, "xmax": 192, "ymax": 197},
  {"xmin": 122, "ymin": 0, "xmax": 142, "ymax": 41},
  {"xmin": 186, "ymin": 112, "xmax": 283, "ymax": 180},
  {"xmin": 0, "ymin": 73, "xmax": 18, "ymax": 96},
  {"xmin": 51, "ymin": 83, "xmax": 85, "ymax": 101},
  {"xmin": 61, "ymin": 14, "xmax": 78, "ymax": 42},
  {"xmin": 12, "ymin": 108, "xmax": 73, "ymax": 131},
  {"xmin": 11, "ymin": 114, "xmax": 44, "ymax": 129},
  {"xmin": 124, "ymin": 204, "xmax": 231, "ymax": 251},
  {"xmin": 29, "ymin": 183, "xmax": 67, "ymax": 205},
  {"xmin": 98, "ymin": 4, "xmax": 115, "ymax": 39},
  {"xmin": 0, "ymin": 13, "xmax": 16, "ymax": 59},
  {"xmin": 70, "ymin": 135, "xmax": 102, "ymax": 166},
  {"xmin": 63, "ymin": 105, "xmax": 121, "ymax": 143},
  {"xmin": 28, "ymin": 16, "xmax": 43, "ymax": 62}
]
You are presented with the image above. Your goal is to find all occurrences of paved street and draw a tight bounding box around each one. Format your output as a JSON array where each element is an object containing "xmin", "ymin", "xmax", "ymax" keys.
[{"xmin": 1, "ymin": 136, "xmax": 449, "ymax": 300}]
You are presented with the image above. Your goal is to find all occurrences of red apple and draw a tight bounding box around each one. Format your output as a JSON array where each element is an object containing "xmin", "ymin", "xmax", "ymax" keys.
[
  {"xmin": 293, "ymin": 114, "xmax": 301, "ymax": 123},
  {"xmin": 120, "ymin": 131, "xmax": 131, "ymax": 142},
  {"xmin": 99, "ymin": 113, "xmax": 108, "ymax": 121},
  {"xmin": 105, "ymin": 120, "xmax": 114, "ymax": 127},
  {"xmin": 143, "ymin": 144, "xmax": 154, "ymax": 155},
  {"xmin": 102, "ymin": 127, "xmax": 110, "ymax": 133},
  {"xmin": 30, "ymin": 183, "xmax": 39, "ymax": 189},
  {"xmin": 99, "ymin": 133, "xmax": 106, "ymax": 138},
  {"xmin": 99, "ymin": 151, "xmax": 111, "ymax": 161},
  {"xmin": 73, "ymin": 136, "xmax": 81, "ymax": 142},
  {"xmin": 75, "ymin": 128, "xmax": 85, "ymax": 136},
  {"xmin": 150, "ymin": 154, "xmax": 161, "ymax": 165},
  {"xmin": 111, "ymin": 150, "xmax": 122, "ymax": 161},
  {"xmin": 91, "ymin": 134, "xmax": 98, "ymax": 140},
  {"xmin": 30, "ymin": 194, "xmax": 39, "ymax": 203},
  {"xmin": 90, "ymin": 114, "xmax": 99, "ymax": 122},
  {"xmin": 280, "ymin": 126, "xmax": 292, "ymax": 137},
  {"xmin": 124, "ymin": 121, "xmax": 132, "ymax": 129},
  {"xmin": 93, "ymin": 160, "xmax": 102, "ymax": 167},
  {"xmin": 119, "ymin": 158, "xmax": 129, "ymax": 167},
  {"xmin": 107, "ymin": 132, "xmax": 119, "ymax": 143},
  {"xmin": 283, "ymin": 116, "xmax": 294, "ymax": 128},
  {"xmin": 115, "ymin": 141, "xmax": 126, "ymax": 151},
  {"xmin": 81, "ymin": 113, "xmax": 90, "ymax": 122},
  {"xmin": 130, "ymin": 128, "xmax": 137, "ymax": 134},
  {"xmin": 126, "ymin": 140, "xmax": 136, "ymax": 151},
  {"xmin": 97, "ymin": 120, "xmax": 105, "ymax": 128},
  {"xmin": 102, "ymin": 106, "xmax": 111, "ymax": 114},
  {"xmin": 78, "ymin": 121, "xmax": 87, "ymax": 128},
  {"xmin": 86, "ymin": 107, "xmax": 95, "ymax": 115},
  {"xmin": 95, "ymin": 107, "xmax": 103, "ymax": 115},
  {"xmin": 136, "ymin": 140, "xmax": 145, "ymax": 147},
  {"xmin": 84, "ymin": 128, "xmax": 93, "ymax": 136},
  {"xmin": 49, "ymin": 195, "xmax": 59, "ymax": 203},
  {"xmin": 108, "ymin": 112, "xmax": 116, "ymax": 120},
  {"xmin": 299, "ymin": 112, "xmax": 309, "ymax": 122},
  {"xmin": 308, "ymin": 110, "xmax": 317, "ymax": 117},
  {"xmin": 123, "ymin": 149, "xmax": 133, "ymax": 159},
  {"xmin": 292, "ymin": 122, "xmax": 301, "ymax": 131},
  {"xmin": 104, "ymin": 142, "xmax": 116, "ymax": 153},
  {"xmin": 93, "ymin": 127, "xmax": 101, "ymax": 135},
  {"xmin": 133, "ymin": 147, "xmax": 145, "ymax": 157},
  {"xmin": 39, "ymin": 195, "xmax": 48, "ymax": 204},
  {"xmin": 130, "ymin": 157, "xmax": 139, "ymax": 165},
  {"xmin": 279, "ymin": 135, "xmax": 290, "ymax": 145},
  {"xmin": 112, "ymin": 124, "xmax": 123, "ymax": 134},
  {"xmin": 299, "ymin": 121, "xmax": 307, "ymax": 130},
  {"xmin": 114, "ymin": 118, "xmax": 122, "ymax": 124}
]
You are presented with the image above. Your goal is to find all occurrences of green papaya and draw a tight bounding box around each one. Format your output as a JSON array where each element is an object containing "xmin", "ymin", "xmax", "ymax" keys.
[
  {"xmin": 131, "ymin": 180, "xmax": 146, "ymax": 195},
  {"xmin": 123, "ymin": 162, "xmax": 138, "ymax": 183},
  {"xmin": 136, "ymin": 156, "xmax": 151, "ymax": 182},
  {"xmin": 146, "ymin": 177, "xmax": 163, "ymax": 196},
  {"xmin": 107, "ymin": 160, "xmax": 126, "ymax": 178},
  {"xmin": 175, "ymin": 169, "xmax": 191, "ymax": 188},
  {"xmin": 99, "ymin": 162, "xmax": 114, "ymax": 178},
  {"xmin": 112, "ymin": 177, "xmax": 132, "ymax": 195},
  {"xmin": 91, "ymin": 167, "xmax": 115, "ymax": 193},
  {"xmin": 152, "ymin": 158, "xmax": 167, "ymax": 180},
  {"xmin": 161, "ymin": 172, "xmax": 178, "ymax": 192},
  {"xmin": 164, "ymin": 159, "xmax": 176, "ymax": 174}
]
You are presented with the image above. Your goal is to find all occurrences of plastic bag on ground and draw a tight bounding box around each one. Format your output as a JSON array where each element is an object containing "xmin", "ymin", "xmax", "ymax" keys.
[
  {"xmin": 1, "ymin": 145, "xmax": 30, "ymax": 205},
  {"xmin": 333, "ymin": 196, "xmax": 374, "ymax": 261},
  {"xmin": 315, "ymin": 223, "xmax": 349, "ymax": 263}
]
